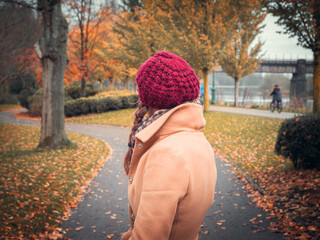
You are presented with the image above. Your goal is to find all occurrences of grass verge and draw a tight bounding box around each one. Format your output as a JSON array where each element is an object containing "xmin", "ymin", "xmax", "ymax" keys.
[
  {"xmin": 0, "ymin": 104, "xmax": 23, "ymax": 112},
  {"xmin": 203, "ymin": 111, "xmax": 289, "ymax": 178},
  {"xmin": 66, "ymin": 108, "xmax": 135, "ymax": 126},
  {"xmin": 204, "ymin": 111, "xmax": 319, "ymax": 238},
  {"xmin": 0, "ymin": 123, "xmax": 109, "ymax": 239},
  {"xmin": 212, "ymin": 103, "xmax": 311, "ymax": 114}
]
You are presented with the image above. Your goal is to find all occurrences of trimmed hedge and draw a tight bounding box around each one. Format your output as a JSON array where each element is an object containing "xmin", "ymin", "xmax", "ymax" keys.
[
  {"xmin": 64, "ymin": 94, "xmax": 139, "ymax": 117},
  {"xmin": 28, "ymin": 89, "xmax": 43, "ymax": 116},
  {"xmin": 26, "ymin": 87, "xmax": 138, "ymax": 117},
  {"xmin": 18, "ymin": 88, "xmax": 36, "ymax": 109},
  {"xmin": 275, "ymin": 113, "xmax": 320, "ymax": 169},
  {"xmin": 65, "ymin": 84, "xmax": 98, "ymax": 99},
  {"xmin": 0, "ymin": 86, "xmax": 19, "ymax": 104},
  {"xmin": 9, "ymin": 73, "xmax": 36, "ymax": 95}
]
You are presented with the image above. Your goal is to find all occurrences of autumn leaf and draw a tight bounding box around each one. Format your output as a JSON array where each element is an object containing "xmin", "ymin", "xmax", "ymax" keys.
[
  {"xmin": 307, "ymin": 225, "xmax": 316, "ymax": 231},
  {"xmin": 75, "ymin": 226, "xmax": 84, "ymax": 231}
]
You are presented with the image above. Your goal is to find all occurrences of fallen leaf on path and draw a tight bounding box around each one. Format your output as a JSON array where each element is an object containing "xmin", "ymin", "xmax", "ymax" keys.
[{"xmin": 75, "ymin": 226, "xmax": 84, "ymax": 231}]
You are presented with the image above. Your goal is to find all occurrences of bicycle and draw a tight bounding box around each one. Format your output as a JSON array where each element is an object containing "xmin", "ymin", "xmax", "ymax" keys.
[{"xmin": 270, "ymin": 101, "xmax": 282, "ymax": 113}]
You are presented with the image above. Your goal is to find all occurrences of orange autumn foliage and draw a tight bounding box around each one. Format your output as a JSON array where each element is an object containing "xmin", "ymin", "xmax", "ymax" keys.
[
  {"xmin": 65, "ymin": 23, "xmax": 98, "ymax": 85},
  {"xmin": 17, "ymin": 48, "xmax": 42, "ymax": 83},
  {"xmin": 64, "ymin": 5, "xmax": 123, "ymax": 87}
]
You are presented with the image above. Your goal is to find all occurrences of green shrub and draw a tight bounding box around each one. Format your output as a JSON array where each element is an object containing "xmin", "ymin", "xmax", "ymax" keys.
[
  {"xmin": 0, "ymin": 86, "xmax": 19, "ymax": 104},
  {"xmin": 65, "ymin": 84, "xmax": 98, "ymax": 99},
  {"xmin": 96, "ymin": 97, "xmax": 122, "ymax": 113},
  {"xmin": 27, "ymin": 87, "xmax": 80, "ymax": 116},
  {"xmin": 89, "ymin": 98, "xmax": 98, "ymax": 113},
  {"xmin": 28, "ymin": 89, "xmax": 43, "ymax": 116},
  {"xmin": 250, "ymin": 104, "xmax": 259, "ymax": 109},
  {"xmin": 64, "ymin": 94, "xmax": 138, "ymax": 117},
  {"xmin": 64, "ymin": 97, "xmax": 87, "ymax": 117},
  {"xmin": 275, "ymin": 113, "xmax": 320, "ymax": 169},
  {"xmin": 127, "ymin": 94, "xmax": 139, "ymax": 107},
  {"xmin": 64, "ymin": 99, "xmax": 84, "ymax": 117},
  {"xmin": 9, "ymin": 73, "xmax": 36, "ymax": 94},
  {"xmin": 18, "ymin": 88, "xmax": 36, "ymax": 109},
  {"xmin": 0, "ymin": 94, "xmax": 19, "ymax": 104},
  {"xmin": 22, "ymin": 86, "xmax": 138, "ymax": 117}
]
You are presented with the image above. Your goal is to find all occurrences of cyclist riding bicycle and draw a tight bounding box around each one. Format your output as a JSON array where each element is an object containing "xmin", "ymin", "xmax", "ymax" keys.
[
  {"xmin": 270, "ymin": 85, "xmax": 282, "ymax": 112},
  {"xmin": 270, "ymin": 84, "xmax": 282, "ymax": 104}
]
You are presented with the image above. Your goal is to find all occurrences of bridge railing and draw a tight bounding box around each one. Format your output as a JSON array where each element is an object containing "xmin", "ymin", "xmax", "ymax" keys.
[{"xmin": 215, "ymin": 59, "xmax": 313, "ymax": 74}]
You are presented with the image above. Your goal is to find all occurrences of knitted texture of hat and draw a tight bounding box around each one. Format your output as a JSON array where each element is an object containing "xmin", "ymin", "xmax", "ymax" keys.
[{"xmin": 136, "ymin": 51, "xmax": 199, "ymax": 109}]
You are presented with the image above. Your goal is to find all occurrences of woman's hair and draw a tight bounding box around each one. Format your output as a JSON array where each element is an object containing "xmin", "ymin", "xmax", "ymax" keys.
[{"xmin": 123, "ymin": 101, "xmax": 148, "ymax": 175}]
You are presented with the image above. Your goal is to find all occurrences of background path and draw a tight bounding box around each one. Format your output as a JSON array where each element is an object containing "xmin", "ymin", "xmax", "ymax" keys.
[
  {"xmin": 0, "ymin": 110, "xmax": 284, "ymax": 239},
  {"xmin": 209, "ymin": 105, "xmax": 300, "ymax": 119}
]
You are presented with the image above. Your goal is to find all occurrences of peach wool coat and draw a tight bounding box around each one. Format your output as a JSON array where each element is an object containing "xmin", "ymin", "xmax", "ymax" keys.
[{"xmin": 121, "ymin": 103, "xmax": 217, "ymax": 240}]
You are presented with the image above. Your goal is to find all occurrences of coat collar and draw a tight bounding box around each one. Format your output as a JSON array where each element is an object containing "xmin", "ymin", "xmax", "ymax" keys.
[{"xmin": 135, "ymin": 103, "xmax": 205, "ymax": 144}]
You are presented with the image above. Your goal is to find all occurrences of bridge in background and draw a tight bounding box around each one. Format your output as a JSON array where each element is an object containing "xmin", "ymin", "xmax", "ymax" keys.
[
  {"xmin": 255, "ymin": 59, "xmax": 313, "ymax": 74},
  {"xmin": 213, "ymin": 59, "xmax": 314, "ymax": 103}
]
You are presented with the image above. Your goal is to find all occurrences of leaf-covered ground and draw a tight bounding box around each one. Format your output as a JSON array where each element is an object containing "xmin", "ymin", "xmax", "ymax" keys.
[
  {"xmin": 204, "ymin": 111, "xmax": 288, "ymax": 174},
  {"xmin": 203, "ymin": 112, "xmax": 320, "ymax": 239},
  {"xmin": 0, "ymin": 104, "xmax": 23, "ymax": 112},
  {"xmin": 66, "ymin": 108, "xmax": 320, "ymax": 238},
  {"xmin": 0, "ymin": 123, "xmax": 109, "ymax": 239}
]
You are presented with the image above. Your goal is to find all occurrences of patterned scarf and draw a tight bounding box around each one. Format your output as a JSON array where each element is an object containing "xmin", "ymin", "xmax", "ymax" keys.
[{"xmin": 130, "ymin": 98, "xmax": 201, "ymax": 149}]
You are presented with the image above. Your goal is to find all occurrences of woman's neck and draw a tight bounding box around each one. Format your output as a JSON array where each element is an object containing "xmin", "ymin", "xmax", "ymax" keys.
[{"xmin": 147, "ymin": 107, "xmax": 158, "ymax": 117}]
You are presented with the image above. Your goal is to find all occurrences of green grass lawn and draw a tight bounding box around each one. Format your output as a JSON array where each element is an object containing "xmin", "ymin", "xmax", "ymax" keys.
[
  {"xmin": 0, "ymin": 123, "xmax": 109, "ymax": 239},
  {"xmin": 212, "ymin": 103, "xmax": 312, "ymax": 114},
  {"xmin": 0, "ymin": 104, "xmax": 23, "ymax": 112},
  {"xmin": 66, "ymin": 108, "xmax": 135, "ymax": 126},
  {"xmin": 203, "ymin": 111, "xmax": 290, "ymax": 179}
]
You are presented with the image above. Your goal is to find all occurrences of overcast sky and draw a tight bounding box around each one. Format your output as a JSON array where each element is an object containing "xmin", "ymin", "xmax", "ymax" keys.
[{"xmin": 259, "ymin": 14, "xmax": 313, "ymax": 61}]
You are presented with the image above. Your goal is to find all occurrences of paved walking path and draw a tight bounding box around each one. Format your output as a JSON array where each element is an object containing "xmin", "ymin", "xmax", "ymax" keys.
[
  {"xmin": 0, "ymin": 110, "xmax": 284, "ymax": 240},
  {"xmin": 209, "ymin": 105, "xmax": 300, "ymax": 119}
]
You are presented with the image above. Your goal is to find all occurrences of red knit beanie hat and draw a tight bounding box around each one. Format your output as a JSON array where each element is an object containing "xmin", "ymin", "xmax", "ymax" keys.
[{"xmin": 136, "ymin": 51, "xmax": 199, "ymax": 109}]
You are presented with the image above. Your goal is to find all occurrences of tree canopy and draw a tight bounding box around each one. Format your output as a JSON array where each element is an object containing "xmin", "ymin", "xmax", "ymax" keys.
[
  {"xmin": 266, "ymin": 0, "xmax": 320, "ymax": 113},
  {"xmin": 220, "ymin": 0, "xmax": 266, "ymax": 106}
]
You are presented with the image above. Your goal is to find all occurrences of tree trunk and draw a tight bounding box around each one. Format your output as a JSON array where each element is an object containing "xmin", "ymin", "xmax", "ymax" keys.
[
  {"xmin": 313, "ymin": 0, "xmax": 320, "ymax": 113},
  {"xmin": 234, "ymin": 78, "xmax": 239, "ymax": 107},
  {"xmin": 81, "ymin": 77, "xmax": 86, "ymax": 97},
  {"xmin": 124, "ymin": 76, "xmax": 129, "ymax": 90},
  {"xmin": 314, "ymin": 51, "xmax": 320, "ymax": 113},
  {"xmin": 38, "ymin": 0, "xmax": 70, "ymax": 149},
  {"xmin": 109, "ymin": 77, "xmax": 114, "ymax": 91},
  {"xmin": 202, "ymin": 68, "xmax": 209, "ymax": 111}
]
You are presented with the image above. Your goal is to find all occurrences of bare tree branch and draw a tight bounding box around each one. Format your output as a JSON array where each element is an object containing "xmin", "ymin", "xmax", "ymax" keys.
[{"xmin": 0, "ymin": 0, "xmax": 37, "ymax": 10}]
